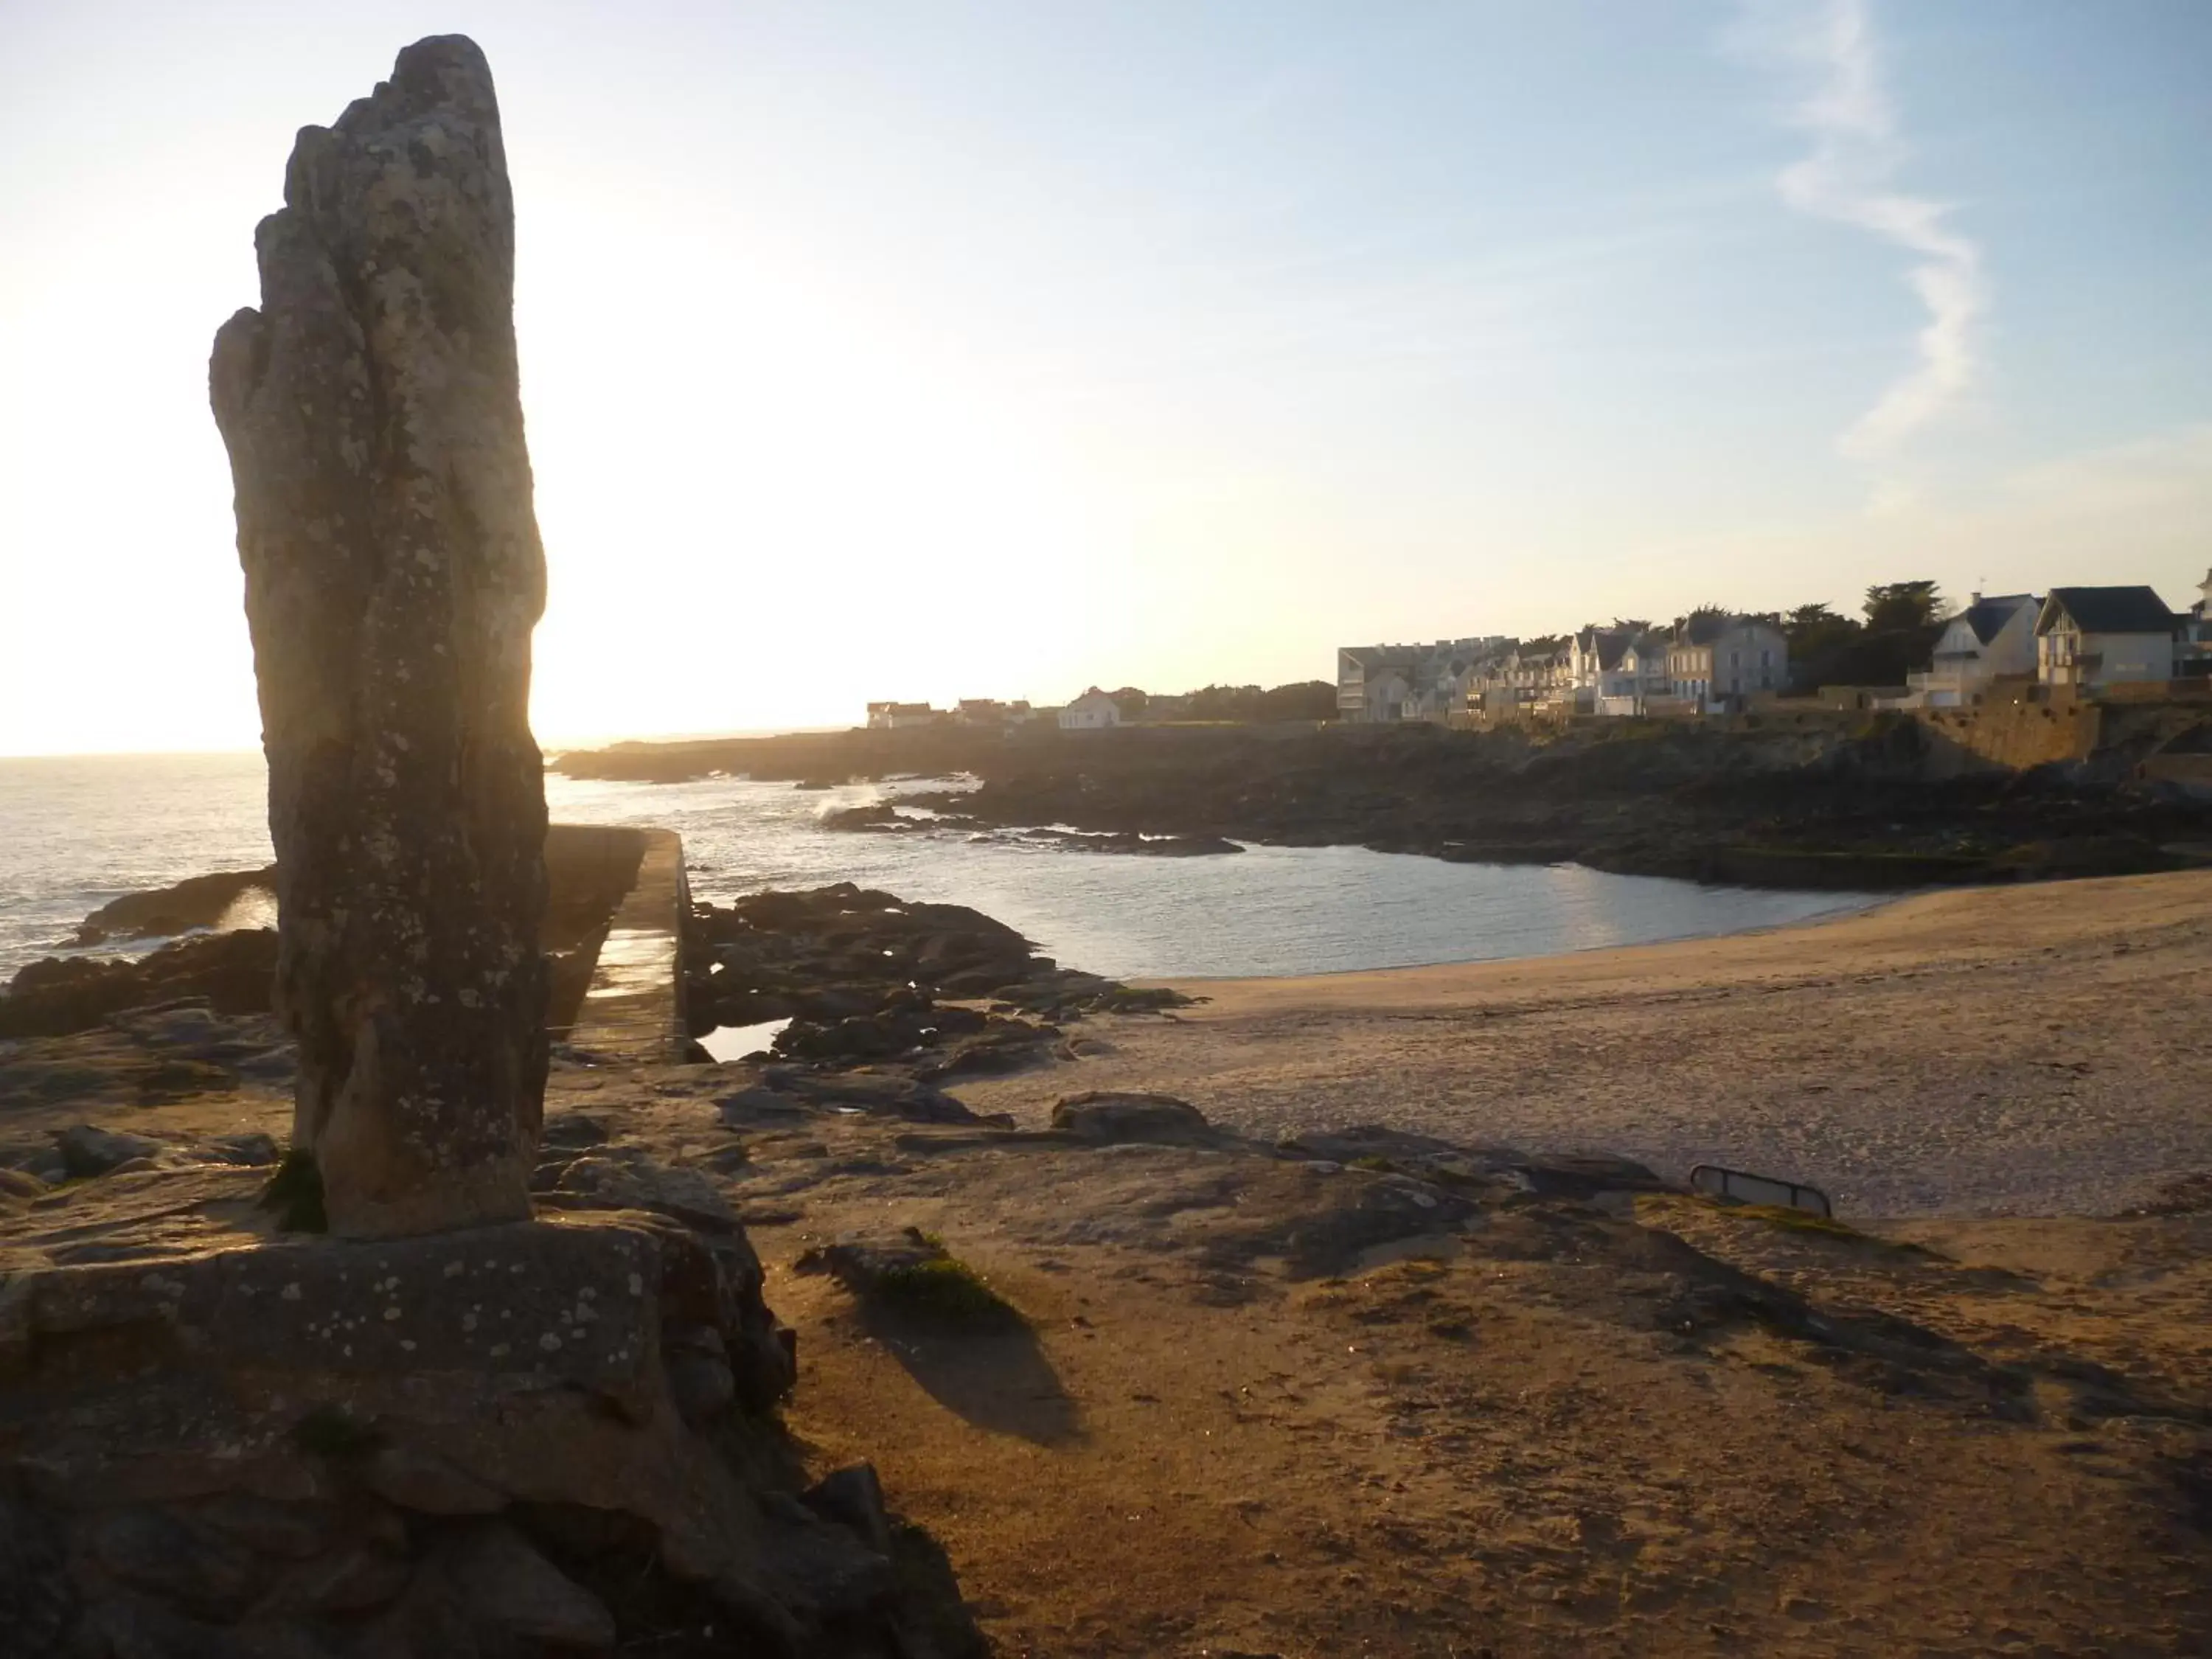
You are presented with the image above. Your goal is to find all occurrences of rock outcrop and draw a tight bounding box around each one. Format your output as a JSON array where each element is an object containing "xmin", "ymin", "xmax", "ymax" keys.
[
  {"xmin": 0, "ymin": 1208, "xmax": 982, "ymax": 1656},
  {"xmin": 0, "ymin": 931, "xmax": 279, "ymax": 1040},
  {"xmin": 685, "ymin": 883, "xmax": 1194, "ymax": 1071},
  {"xmin": 69, "ymin": 866, "xmax": 276, "ymax": 946},
  {"xmin": 209, "ymin": 35, "xmax": 549, "ymax": 1237}
]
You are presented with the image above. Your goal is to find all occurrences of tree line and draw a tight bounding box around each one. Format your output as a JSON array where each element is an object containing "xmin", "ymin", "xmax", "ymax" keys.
[{"xmin": 1105, "ymin": 681, "xmax": 1338, "ymax": 723}]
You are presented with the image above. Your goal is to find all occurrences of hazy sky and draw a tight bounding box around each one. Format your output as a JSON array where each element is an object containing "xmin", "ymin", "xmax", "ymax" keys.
[{"xmin": 1, "ymin": 0, "xmax": 2207, "ymax": 754}]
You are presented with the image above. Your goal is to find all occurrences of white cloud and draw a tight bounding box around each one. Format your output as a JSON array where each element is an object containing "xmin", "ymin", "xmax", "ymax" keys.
[{"xmin": 1757, "ymin": 0, "xmax": 1986, "ymax": 459}]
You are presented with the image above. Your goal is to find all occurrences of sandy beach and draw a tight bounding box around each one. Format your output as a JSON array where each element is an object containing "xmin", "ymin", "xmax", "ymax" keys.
[{"xmin": 959, "ymin": 867, "xmax": 2212, "ymax": 1217}]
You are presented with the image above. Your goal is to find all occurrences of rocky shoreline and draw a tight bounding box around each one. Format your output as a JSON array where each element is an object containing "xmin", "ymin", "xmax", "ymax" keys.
[
  {"xmin": 2, "ymin": 873, "xmax": 1192, "ymax": 1082},
  {"xmin": 682, "ymin": 883, "xmax": 1192, "ymax": 1075},
  {"xmin": 559, "ymin": 718, "xmax": 2212, "ymax": 890}
]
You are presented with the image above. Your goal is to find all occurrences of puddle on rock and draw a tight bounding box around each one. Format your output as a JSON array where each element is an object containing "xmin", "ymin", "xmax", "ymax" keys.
[{"xmin": 699, "ymin": 1017, "xmax": 791, "ymax": 1063}]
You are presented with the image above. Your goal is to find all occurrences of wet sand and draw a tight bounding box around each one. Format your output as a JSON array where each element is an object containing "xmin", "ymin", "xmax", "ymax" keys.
[{"xmin": 960, "ymin": 869, "xmax": 2212, "ymax": 1217}]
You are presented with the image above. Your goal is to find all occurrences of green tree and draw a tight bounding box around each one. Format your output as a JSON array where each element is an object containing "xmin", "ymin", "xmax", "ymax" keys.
[
  {"xmin": 1674, "ymin": 604, "xmax": 1734, "ymax": 633},
  {"xmin": 1863, "ymin": 581, "xmax": 1946, "ymax": 633},
  {"xmin": 1781, "ymin": 601, "xmax": 1867, "ymax": 693},
  {"xmin": 1256, "ymin": 680, "xmax": 1338, "ymax": 721}
]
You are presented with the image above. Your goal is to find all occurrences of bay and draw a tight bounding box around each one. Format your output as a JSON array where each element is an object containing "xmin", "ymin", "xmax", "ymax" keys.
[{"xmin": 0, "ymin": 751, "xmax": 1876, "ymax": 982}]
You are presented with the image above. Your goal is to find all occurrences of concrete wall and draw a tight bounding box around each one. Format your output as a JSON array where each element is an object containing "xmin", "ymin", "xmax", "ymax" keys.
[{"xmin": 561, "ymin": 827, "xmax": 692, "ymax": 1064}]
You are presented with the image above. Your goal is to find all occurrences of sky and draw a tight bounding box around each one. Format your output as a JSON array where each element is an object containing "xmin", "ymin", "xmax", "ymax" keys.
[{"xmin": 1, "ymin": 0, "xmax": 2207, "ymax": 755}]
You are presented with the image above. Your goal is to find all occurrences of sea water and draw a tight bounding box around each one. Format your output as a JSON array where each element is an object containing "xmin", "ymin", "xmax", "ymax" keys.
[{"xmin": 0, "ymin": 751, "xmax": 1876, "ymax": 982}]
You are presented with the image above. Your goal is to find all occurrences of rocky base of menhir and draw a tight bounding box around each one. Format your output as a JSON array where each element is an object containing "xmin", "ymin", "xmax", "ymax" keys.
[{"xmin": 0, "ymin": 1204, "xmax": 983, "ymax": 1658}]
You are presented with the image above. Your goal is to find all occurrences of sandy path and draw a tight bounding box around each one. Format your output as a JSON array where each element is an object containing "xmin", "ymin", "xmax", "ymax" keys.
[{"xmin": 959, "ymin": 869, "xmax": 2212, "ymax": 1217}]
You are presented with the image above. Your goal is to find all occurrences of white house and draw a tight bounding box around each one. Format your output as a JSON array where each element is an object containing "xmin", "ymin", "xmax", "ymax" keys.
[
  {"xmin": 865, "ymin": 701, "xmax": 937, "ymax": 731},
  {"xmin": 1596, "ymin": 632, "xmax": 1674, "ymax": 716},
  {"xmin": 1906, "ymin": 593, "xmax": 2041, "ymax": 707},
  {"xmin": 1057, "ymin": 689, "xmax": 1122, "ymax": 731},
  {"xmin": 2035, "ymin": 587, "xmax": 2178, "ymax": 691},
  {"xmin": 2179, "ymin": 569, "xmax": 2212, "ymax": 678},
  {"xmin": 1568, "ymin": 628, "xmax": 1630, "ymax": 698}
]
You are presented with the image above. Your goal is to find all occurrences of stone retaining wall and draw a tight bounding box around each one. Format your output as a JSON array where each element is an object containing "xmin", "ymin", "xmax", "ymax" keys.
[{"xmin": 565, "ymin": 827, "xmax": 692, "ymax": 1063}]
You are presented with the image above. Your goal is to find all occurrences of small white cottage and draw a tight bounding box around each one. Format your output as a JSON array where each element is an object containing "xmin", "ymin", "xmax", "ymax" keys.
[{"xmin": 1057, "ymin": 689, "xmax": 1122, "ymax": 731}]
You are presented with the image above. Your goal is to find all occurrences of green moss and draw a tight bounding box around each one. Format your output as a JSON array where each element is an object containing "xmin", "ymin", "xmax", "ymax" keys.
[
  {"xmin": 292, "ymin": 1405, "xmax": 385, "ymax": 1460},
  {"xmin": 1728, "ymin": 1203, "xmax": 1866, "ymax": 1239},
  {"xmin": 871, "ymin": 1256, "xmax": 1024, "ymax": 1329},
  {"xmin": 259, "ymin": 1147, "xmax": 327, "ymax": 1233},
  {"xmin": 1719, "ymin": 1202, "xmax": 1935, "ymax": 1255},
  {"xmin": 1349, "ymin": 1155, "xmax": 1398, "ymax": 1174}
]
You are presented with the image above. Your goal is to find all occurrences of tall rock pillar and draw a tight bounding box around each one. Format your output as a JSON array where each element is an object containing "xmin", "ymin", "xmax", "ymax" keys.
[{"xmin": 210, "ymin": 36, "xmax": 547, "ymax": 1238}]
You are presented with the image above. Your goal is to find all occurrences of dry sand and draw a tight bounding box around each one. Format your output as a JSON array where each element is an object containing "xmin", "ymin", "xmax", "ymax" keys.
[{"xmin": 957, "ymin": 869, "xmax": 2212, "ymax": 1218}]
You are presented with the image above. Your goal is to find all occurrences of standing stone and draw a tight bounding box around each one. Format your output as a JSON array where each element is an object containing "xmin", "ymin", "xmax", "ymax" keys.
[{"xmin": 209, "ymin": 36, "xmax": 546, "ymax": 1237}]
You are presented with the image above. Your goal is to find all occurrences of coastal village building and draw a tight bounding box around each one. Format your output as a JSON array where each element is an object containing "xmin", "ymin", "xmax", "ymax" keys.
[
  {"xmin": 1563, "ymin": 629, "xmax": 1627, "ymax": 714},
  {"xmin": 1337, "ymin": 638, "xmax": 1503, "ymax": 723},
  {"xmin": 1571, "ymin": 626, "xmax": 1675, "ymax": 716},
  {"xmin": 1470, "ymin": 625, "xmax": 1707, "ymax": 719},
  {"xmin": 1601, "ymin": 633, "xmax": 1674, "ymax": 715},
  {"xmin": 1057, "ymin": 689, "xmax": 1122, "ymax": 731},
  {"xmin": 1665, "ymin": 616, "xmax": 1788, "ymax": 713},
  {"xmin": 953, "ymin": 698, "xmax": 1036, "ymax": 727},
  {"xmin": 1445, "ymin": 577, "xmax": 2200, "ymax": 723},
  {"xmin": 2035, "ymin": 587, "xmax": 2179, "ymax": 692},
  {"xmin": 2180, "ymin": 569, "xmax": 2212, "ymax": 678},
  {"xmin": 865, "ymin": 701, "xmax": 938, "ymax": 731},
  {"xmin": 1467, "ymin": 639, "xmax": 1568, "ymax": 715},
  {"xmin": 1903, "ymin": 594, "xmax": 2041, "ymax": 708}
]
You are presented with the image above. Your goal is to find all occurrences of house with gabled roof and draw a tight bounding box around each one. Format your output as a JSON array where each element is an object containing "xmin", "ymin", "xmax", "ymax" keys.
[
  {"xmin": 1057, "ymin": 688, "xmax": 1123, "ymax": 731},
  {"xmin": 865, "ymin": 701, "xmax": 939, "ymax": 730},
  {"xmin": 1568, "ymin": 628, "xmax": 1632, "ymax": 695},
  {"xmin": 1665, "ymin": 615, "xmax": 1787, "ymax": 713},
  {"xmin": 1596, "ymin": 631, "xmax": 1674, "ymax": 715},
  {"xmin": 1336, "ymin": 637, "xmax": 1504, "ymax": 723},
  {"xmin": 2035, "ymin": 587, "xmax": 2179, "ymax": 691},
  {"xmin": 1906, "ymin": 593, "xmax": 2040, "ymax": 707}
]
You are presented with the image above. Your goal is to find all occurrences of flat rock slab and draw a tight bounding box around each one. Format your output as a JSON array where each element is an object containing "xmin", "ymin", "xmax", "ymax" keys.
[
  {"xmin": 6, "ymin": 1216, "xmax": 662, "ymax": 1410},
  {"xmin": 0, "ymin": 1215, "xmax": 773, "ymax": 1582},
  {"xmin": 1049, "ymin": 1091, "xmax": 1222, "ymax": 1147},
  {"xmin": 0, "ymin": 1166, "xmax": 269, "ymax": 1271}
]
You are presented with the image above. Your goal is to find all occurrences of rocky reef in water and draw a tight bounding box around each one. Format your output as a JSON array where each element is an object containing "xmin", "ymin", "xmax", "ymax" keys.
[
  {"xmin": 684, "ymin": 882, "xmax": 1193, "ymax": 1075},
  {"xmin": 0, "ymin": 930, "xmax": 279, "ymax": 1041},
  {"xmin": 69, "ymin": 866, "xmax": 276, "ymax": 946}
]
